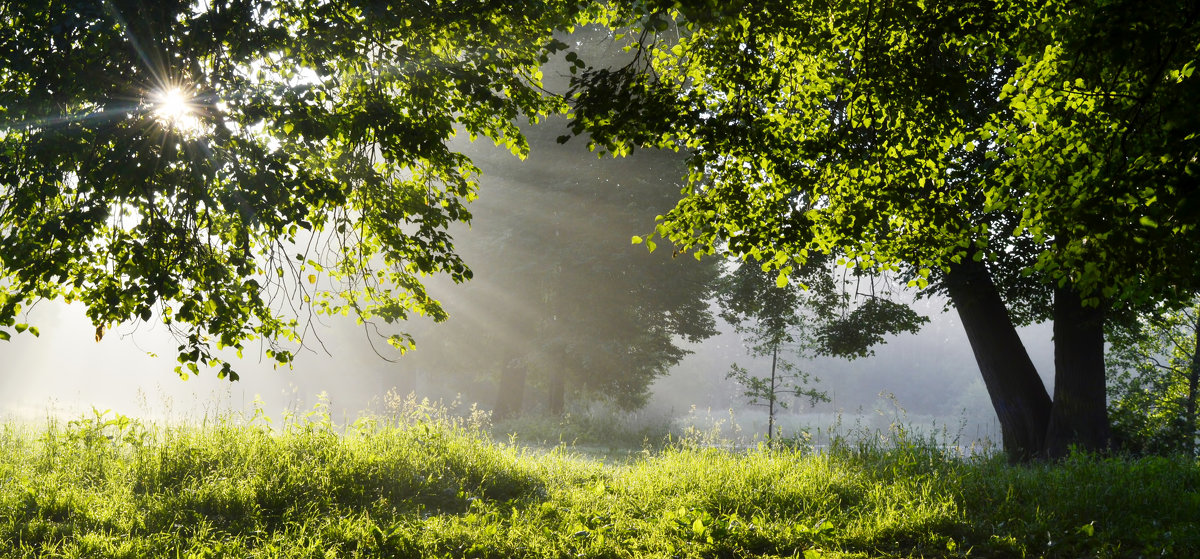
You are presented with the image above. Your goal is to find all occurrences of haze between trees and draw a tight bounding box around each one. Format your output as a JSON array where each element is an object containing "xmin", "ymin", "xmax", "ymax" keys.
[{"xmin": 2, "ymin": 1, "xmax": 1198, "ymax": 462}]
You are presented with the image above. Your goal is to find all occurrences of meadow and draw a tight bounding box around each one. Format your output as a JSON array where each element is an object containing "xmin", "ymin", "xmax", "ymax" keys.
[{"xmin": 0, "ymin": 396, "xmax": 1197, "ymax": 558}]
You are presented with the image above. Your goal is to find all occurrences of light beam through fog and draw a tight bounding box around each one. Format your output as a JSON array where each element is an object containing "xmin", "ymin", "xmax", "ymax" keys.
[{"xmin": 0, "ymin": 118, "xmax": 1055, "ymax": 446}]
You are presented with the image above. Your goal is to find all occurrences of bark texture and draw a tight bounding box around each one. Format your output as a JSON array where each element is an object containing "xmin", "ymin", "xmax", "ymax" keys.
[
  {"xmin": 1044, "ymin": 286, "xmax": 1111, "ymax": 457},
  {"xmin": 945, "ymin": 259, "xmax": 1053, "ymax": 462}
]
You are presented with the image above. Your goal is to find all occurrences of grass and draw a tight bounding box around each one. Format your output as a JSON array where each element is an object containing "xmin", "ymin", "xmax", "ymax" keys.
[{"xmin": 0, "ymin": 398, "xmax": 1197, "ymax": 558}]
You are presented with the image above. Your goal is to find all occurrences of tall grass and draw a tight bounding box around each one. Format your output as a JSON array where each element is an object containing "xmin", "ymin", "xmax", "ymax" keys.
[{"xmin": 0, "ymin": 398, "xmax": 1196, "ymax": 558}]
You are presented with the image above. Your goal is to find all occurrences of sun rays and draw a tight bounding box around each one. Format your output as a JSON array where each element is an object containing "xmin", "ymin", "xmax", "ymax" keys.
[{"xmin": 149, "ymin": 84, "xmax": 204, "ymax": 136}]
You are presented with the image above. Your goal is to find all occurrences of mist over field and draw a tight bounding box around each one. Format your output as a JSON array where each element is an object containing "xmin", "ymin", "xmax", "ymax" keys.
[
  {"xmin": 2, "ymin": 3, "xmax": 1198, "ymax": 557},
  {"xmin": 0, "ymin": 120, "xmax": 1055, "ymax": 448}
]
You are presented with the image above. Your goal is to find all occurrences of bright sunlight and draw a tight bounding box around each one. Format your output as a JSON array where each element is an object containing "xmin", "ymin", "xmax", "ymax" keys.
[{"xmin": 151, "ymin": 86, "xmax": 202, "ymax": 134}]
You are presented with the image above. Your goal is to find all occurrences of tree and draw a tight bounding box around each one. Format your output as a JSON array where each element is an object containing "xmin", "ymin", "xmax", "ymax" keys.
[
  {"xmin": 566, "ymin": 0, "xmax": 1200, "ymax": 460},
  {"xmin": 717, "ymin": 254, "xmax": 925, "ymax": 445},
  {"xmin": 0, "ymin": 0, "xmax": 591, "ymax": 377},
  {"xmin": 415, "ymin": 123, "xmax": 718, "ymax": 420},
  {"xmin": 1107, "ymin": 298, "xmax": 1200, "ymax": 456},
  {"xmin": 717, "ymin": 260, "xmax": 828, "ymax": 446}
]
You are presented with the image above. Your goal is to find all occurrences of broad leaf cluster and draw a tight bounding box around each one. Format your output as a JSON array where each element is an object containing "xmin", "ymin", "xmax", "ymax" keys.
[
  {"xmin": 564, "ymin": 0, "xmax": 1200, "ymax": 459},
  {"xmin": 1107, "ymin": 299, "xmax": 1200, "ymax": 456},
  {"xmin": 0, "ymin": 0, "xmax": 592, "ymax": 377},
  {"xmin": 569, "ymin": 0, "xmax": 1200, "ymax": 309}
]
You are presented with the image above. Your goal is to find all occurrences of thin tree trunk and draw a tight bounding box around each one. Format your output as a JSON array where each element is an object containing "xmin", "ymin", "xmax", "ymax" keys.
[
  {"xmin": 548, "ymin": 368, "xmax": 566, "ymax": 417},
  {"xmin": 493, "ymin": 358, "xmax": 527, "ymax": 422},
  {"xmin": 1186, "ymin": 309, "xmax": 1200, "ymax": 458},
  {"xmin": 944, "ymin": 259, "xmax": 1053, "ymax": 462},
  {"xmin": 1044, "ymin": 285, "xmax": 1112, "ymax": 458},
  {"xmin": 768, "ymin": 343, "xmax": 778, "ymax": 448}
]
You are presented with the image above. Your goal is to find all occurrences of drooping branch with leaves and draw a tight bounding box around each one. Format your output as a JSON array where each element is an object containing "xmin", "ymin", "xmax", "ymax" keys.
[{"xmin": 0, "ymin": 0, "xmax": 598, "ymax": 378}]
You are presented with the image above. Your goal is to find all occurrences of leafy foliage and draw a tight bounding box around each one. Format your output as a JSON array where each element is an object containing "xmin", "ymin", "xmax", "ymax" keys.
[
  {"xmin": 723, "ymin": 361, "xmax": 825, "ymax": 411},
  {"xmin": 717, "ymin": 260, "xmax": 830, "ymax": 441},
  {"xmin": 0, "ymin": 0, "xmax": 593, "ymax": 377},
  {"xmin": 568, "ymin": 0, "xmax": 1200, "ymax": 309},
  {"xmin": 1107, "ymin": 299, "xmax": 1200, "ymax": 456},
  {"xmin": 564, "ymin": 0, "xmax": 1200, "ymax": 459},
  {"xmin": 717, "ymin": 258, "xmax": 924, "ymax": 442}
]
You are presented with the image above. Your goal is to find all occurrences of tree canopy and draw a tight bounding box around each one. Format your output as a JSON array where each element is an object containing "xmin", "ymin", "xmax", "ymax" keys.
[
  {"xmin": 566, "ymin": 0, "xmax": 1200, "ymax": 459},
  {"xmin": 572, "ymin": 0, "xmax": 1198, "ymax": 301},
  {"xmin": 0, "ymin": 0, "xmax": 593, "ymax": 378},
  {"xmin": 4, "ymin": 0, "xmax": 1198, "ymax": 462}
]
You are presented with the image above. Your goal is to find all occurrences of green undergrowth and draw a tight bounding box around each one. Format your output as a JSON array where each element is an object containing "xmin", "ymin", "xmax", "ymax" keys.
[{"xmin": 0, "ymin": 402, "xmax": 1197, "ymax": 558}]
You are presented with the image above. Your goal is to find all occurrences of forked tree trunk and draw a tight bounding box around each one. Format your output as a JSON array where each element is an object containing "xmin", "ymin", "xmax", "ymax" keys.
[
  {"xmin": 945, "ymin": 259, "xmax": 1053, "ymax": 462},
  {"xmin": 1044, "ymin": 285, "xmax": 1111, "ymax": 458},
  {"xmin": 493, "ymin": 359, "xmax": 527, "ymax": 422}
]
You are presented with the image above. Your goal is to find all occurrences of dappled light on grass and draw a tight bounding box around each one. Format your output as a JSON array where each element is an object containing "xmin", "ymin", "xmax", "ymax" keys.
[{"xmin": 0, "ymin": 399, "xmax": 1197, "ymax": 557}]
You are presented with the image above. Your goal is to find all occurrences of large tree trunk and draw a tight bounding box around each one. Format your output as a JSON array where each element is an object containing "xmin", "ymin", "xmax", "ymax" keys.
[
  {"xmin": 493, "ymin": 359, "xmax": 527, "ymax": 422},
  {"xmin": 1044, "ymin": 286, "xmax": 1112, "ymax": 458},
  {"xmin": 945, "ymin": 259, "xmax": 1053, "ymax": 462}
]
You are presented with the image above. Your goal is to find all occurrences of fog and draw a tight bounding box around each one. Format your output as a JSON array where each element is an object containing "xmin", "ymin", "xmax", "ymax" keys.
[
  {"xmin": 0, "ymin": 117, "xmax": 1057, "ymax": 445},
  {"xmin": 652, "ymin": 299, "xmax": 1054, "ymax": 443}
]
